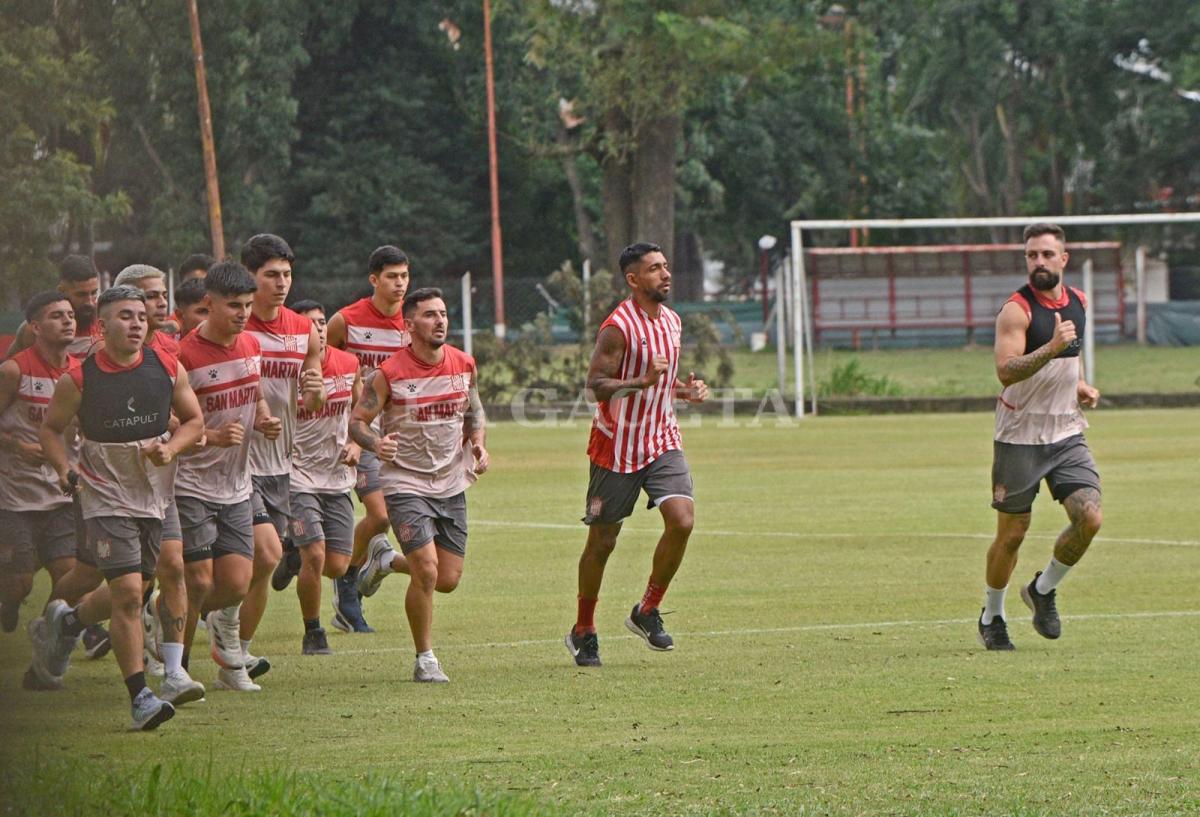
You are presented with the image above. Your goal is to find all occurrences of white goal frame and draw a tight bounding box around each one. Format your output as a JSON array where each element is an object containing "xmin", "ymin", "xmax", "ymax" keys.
[{"xmin": 786, "ymin": 213, "xmax": 1200, "ymax": 419}]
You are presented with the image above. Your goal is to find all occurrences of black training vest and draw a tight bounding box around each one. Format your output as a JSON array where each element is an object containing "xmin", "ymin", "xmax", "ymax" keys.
[
  {"xmin": 1017, "ymin": 284, "xmax": 1085, "ymax": 358},
  {"xmin": 79, "ymin": 347, "xmax": 173, "ymax": 443}
]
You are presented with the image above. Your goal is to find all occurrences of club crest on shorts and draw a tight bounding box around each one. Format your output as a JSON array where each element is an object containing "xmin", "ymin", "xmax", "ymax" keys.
[
  {"xmin": 993, "ymin": 484, "xmax": 1007, "ymax": 503},
  {"xmin": 588, "ymin": 496, "xmax": 602, "ymax": 518},
  {"xmin": 96, "ymin": 537, "xmax": 112, "ymax": 560},
  {"xmin": 398, "ymin": 522, "xmax": 414, "ymax": 543},
  {"xmin": 292, "ymin": 518, "xmax": 306, "ymax": 536}
]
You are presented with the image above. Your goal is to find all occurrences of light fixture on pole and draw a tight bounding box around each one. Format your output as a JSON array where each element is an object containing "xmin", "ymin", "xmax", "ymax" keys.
[{"xmin": 757, "ymin": 235, "xmax": 777, "ymax": 324}]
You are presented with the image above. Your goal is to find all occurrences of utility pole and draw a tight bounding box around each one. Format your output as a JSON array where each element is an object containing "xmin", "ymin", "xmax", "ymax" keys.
[
  {"xmin": 187, "ymin": 0, "xmax": 225, "ymax": 260},
  {"xmin": 483, "ymin": 0, "xmax": 506, "ymax": 339}
]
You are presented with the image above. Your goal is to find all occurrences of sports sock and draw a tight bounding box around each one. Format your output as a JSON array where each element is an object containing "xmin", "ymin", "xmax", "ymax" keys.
[
  {"xmin": 1035, "ymin": 558, "xmax": 1071, "ymax": 594},
  {"xmin": 124, "ymin": 671, "xmax": 147, "ymax": 702},
  {"xmin": 574, "ymin": 596, "xmax": 597, "ymax": 635},
  {"xmin": 378, "ymin": 548, "xmax": 398, "ymax": 574},
  {"xmin": 639, "ymin": 582, "xmax": 667, "ymax": 615},
  {"xmin": 304, "ymin": 618, "xmax": 320, "ymax": 632},
  {"xmin": 60, "ymin": 607, "xmax": 86, "ymax": 638},
  {"xmin": 417, "ymin": 649, "xmax": 435, "ymax": 662},
  {"xmin": 981, "ymin": 585, "xmax": 1007, "ymax": 624},
  {"xmin": 240, "ymin": 639, "xmax": 252, "ymax": 658},
  {"xmin": 161, "ymin": 642, "xmax": 183, "ymax": 675}
]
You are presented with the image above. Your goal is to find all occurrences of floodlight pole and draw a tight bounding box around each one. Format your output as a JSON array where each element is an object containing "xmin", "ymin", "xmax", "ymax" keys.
[
  {"xmin": 1082, "ymin": 259, "xmax": 1095, "ymax": 385},
  {"xmin": 483, "ymin": 0, "xmax": 506, "ymax": 340},
  {"xmin": 461, "ymin": 271, "xmax": 473, "ymax": 358},
  {"xmin": 187, "ymin": 0, "xmax": 225, "ymax": 260},
  {"xmin": 1135, "ymin": 246, "xmax": 1147, "ymax": 345},
  {"xmin": 790, "ymin": 226, "xmax": 806, "ymax": 418}
]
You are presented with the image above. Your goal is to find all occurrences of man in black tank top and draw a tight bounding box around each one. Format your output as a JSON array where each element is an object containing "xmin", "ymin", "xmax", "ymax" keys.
[
  {"xmin": 977, "ymin": 223, "xmax": 1103, "ymax": 651},
  {"xmin": 32, "ymin": 286, "xmax": 204, "ymax": 731}
]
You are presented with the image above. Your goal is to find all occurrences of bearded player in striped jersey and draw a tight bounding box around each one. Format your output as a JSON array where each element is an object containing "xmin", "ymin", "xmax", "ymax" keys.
[{"xmin": 566, "ymin": 243, "xmax": 709, "ymax": 667}]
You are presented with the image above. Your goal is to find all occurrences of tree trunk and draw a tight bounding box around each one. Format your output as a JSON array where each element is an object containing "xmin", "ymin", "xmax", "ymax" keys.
[
  {"xmin": 556, "ymin": 125, "xmax": 600, "ymax": 272},
  {"xmin": 631, "ymin": 112, "xmax": 680, "ymax": 272}
]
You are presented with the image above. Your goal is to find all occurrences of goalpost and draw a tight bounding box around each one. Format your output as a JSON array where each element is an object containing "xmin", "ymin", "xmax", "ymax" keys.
[{"xmin": 786, "ymin": 213, "xmax": 1200, "ymax": 419}]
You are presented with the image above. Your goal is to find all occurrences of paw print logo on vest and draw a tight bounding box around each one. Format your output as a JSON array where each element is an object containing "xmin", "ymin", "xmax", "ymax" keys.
[
  {"xmin": 405, "ymin": 382, "xmax": 418, "ymax": 394},
  {"xmin": 364, "ymin": 331, "xmax": 373, "ymax": 341},
  {"xmin": 208, "ymin": 368, "xmax": 219, "ymax": 380}
]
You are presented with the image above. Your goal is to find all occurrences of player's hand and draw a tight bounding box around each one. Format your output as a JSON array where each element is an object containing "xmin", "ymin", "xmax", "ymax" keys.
[
  {"xmin": 210, "ymin": 421, "xmax": 245, "ymax": 448},
  {"xmin": 339, "ymin": 442, "xmax": 361, "ymax": 467},
  {"xmin": 141, "ymin": 439, "xmax": 175, "ymax": 467},
  {"xmin": 1050, "ymin": 312, "xmax": 1077, "ymax": 353},
  {"xmin": 641, "ymin": 355, "xmax": 669, "ymax": 388},
  {"xmin": 167, "ymin": 413, "xmax": 181, "ymax": 434},
  {"xmin": 681, "ymin": 372, "xmax": 709, "ymax": 403},
  {"xmin": 184, "ymin": 431, "xmax": 207, "ymax": 454},
  {"xmin": 161, "ymin": 317, "xmax": 181, "ymax": 336},
  {"xmin": 300, "ymin": 368, "xmax": 323, "ymax": 399},
  {"xmin": 472, "ymin": 442, "xmax": 490, "ymax": 475},
  {"xmin": 59, "ymin": 469, "xmax": 79, "ymax": 497},
  {"xmin": 15, "ymin": 440, "xmax": 46, "ymax": 466},
  {"xmin": 1077, "ymin": 382, "xmax": 1100, "ymax": 408},
  {"xmin": 255, "ymin": 415, "xmax": 283, "ymax": 440},
  {"xmin": 375, "ymin": 432, "xmax": 400, "ymax": 461}
]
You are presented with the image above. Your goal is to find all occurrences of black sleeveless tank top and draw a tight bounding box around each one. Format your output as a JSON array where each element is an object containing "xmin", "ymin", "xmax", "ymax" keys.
[
  {"xmin": 1017, "ymin": 284, "xmax": 1085, "ymax": 358},
  {"xmin": 79, "ymin": 348, "xmax": 173, "ymax": 443}
]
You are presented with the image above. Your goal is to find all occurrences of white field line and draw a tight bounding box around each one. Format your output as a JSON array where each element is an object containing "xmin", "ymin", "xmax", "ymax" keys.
[
  {"xmin": 336, "ymin": 610, "xmax": 1200, "ymax": 656},
  {"xmin": 471, "ymin": 519, "xmax": 1200, "ymax": 548}
]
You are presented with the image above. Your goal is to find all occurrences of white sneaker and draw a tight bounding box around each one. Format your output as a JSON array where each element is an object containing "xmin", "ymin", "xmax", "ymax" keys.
[
  {"xmin": 160, "ymin": 668, "xmax": 206, "ymax": 705},
  {"xmin": 206, "ymin": 606, "xmax": 243, "ymax": 669},
  {"xmin": 213, "ymin": 666, "xmax": 261, "ymax": 692},
  {"xmin": 129, "ymin": 688, "xmax": 175, "ymax": 731},
  {"xmin": 413, "ymin": 654, "xmax": 449, "ymax": 683},
  {"xmin": 355, "ymin": 534, "xmax": 393, "ymax": 598},
  {"xmin": 142, "ymin": 589, "xmax": 162, "ymax": 663},
  {"xmin": 145, "ymin": 650, "xmax": 165, "ymax": 678}
]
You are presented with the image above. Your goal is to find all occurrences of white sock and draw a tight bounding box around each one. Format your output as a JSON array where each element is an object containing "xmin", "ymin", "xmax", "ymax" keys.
[
  {"xmin": 240, "ymin": 639, "xmax": 252, "ymax": 658},
  {"xmin": 981, "ymin": 585, "xmax": 1007, "ymax": 624},
  {"xmin": 379, "ymin": 549, "xmax": 398, "ymax": 574},
  {"xmin": 1035, "ymin": 558, "xmax": 1071, "ymax": 594},
  {"xmin": 417, "ymin": 649, "xmax": 435, "ymax": 662},
  {"xmin": 160, "ymin": 641, "xmax": 184, "ymax": 675}
]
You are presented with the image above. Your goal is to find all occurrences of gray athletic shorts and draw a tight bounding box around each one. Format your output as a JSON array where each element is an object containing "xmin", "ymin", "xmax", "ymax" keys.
[
  {"xmin": 83, "ymin": 516, "xmax": 162, "ymax": 580},
  {"xmin": 384, "ymin": 492, "xmax": 468, "ymax": 556},
  {"xmin": 0, "ymin": 506, "xmax": 77, "ymax": 574},
  {"xmin": 162, "ymin": 498, "xmax": 182, "ymax": 542},
  {"xmin": 251, "ymin": 473, "xmax": 291, "ymax": 539},
  {"xmin": 583, "ymin": 449, "xmax": 695, "ymax": 525},
  {"xmin": 991, "ymin": 433, "xmax": 1101, "ymax": 515},
  {"xmin": 355, "ymin": 449, "xmax": 382, "ymax": 500},
  {"xmin": 289, "ymin": 491, "xmax": 354, "ymax": 556},
  {"xmin": 176, "ymin": 496, "xmax": 254, "ymax": 560}
]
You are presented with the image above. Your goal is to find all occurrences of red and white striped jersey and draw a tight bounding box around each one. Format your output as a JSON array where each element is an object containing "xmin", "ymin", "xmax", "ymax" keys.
[
  {"xmin": 377, "ymin": 346, "xmax": 476, "ymax": 499},
  {"xmin": 291, "ymin": 346, "xmax": 358, "ymax": 494},
  {"xmin": 587, "ymin": 299, "xmax": 684, "ymax": 473},
  {"xmin": 175, "ymin": 332, "xmax": 261, "ymax": 504},
  {"xmin": 246, "ymin": 307, "xmax": 311, "ymax": 477},
  {"xmin": 66, "ymin": 322, "xmax": 103, "ymax": 360},
  {"xmin": 337, "ymin": 297, "xmax": 410, "ymax": 371},
  {"xmin": 0, "ymin": 348, "xmax": 81, "ymax": 511}
]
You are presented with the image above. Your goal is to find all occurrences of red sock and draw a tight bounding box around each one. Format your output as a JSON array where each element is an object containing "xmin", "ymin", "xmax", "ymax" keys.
[
  {"xmin": 574, "ymin": 596, "xmax": 597, "ymax": 635},
  {"xmin": 639, "ymin": 582, "xmax": 666, "ymax": 614}
]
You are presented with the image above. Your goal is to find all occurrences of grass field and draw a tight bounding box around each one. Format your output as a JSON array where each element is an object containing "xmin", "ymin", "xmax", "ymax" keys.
[
  {"xmin": 2, "ymin": 410, "xmax": 1198, "ymax": 816},
  {"xmin": 728, "ymin": 345, "xmax": 1200, "ymax": 397}
]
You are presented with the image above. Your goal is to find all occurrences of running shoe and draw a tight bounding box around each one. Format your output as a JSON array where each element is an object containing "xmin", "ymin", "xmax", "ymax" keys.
[
  {"xmin": 625, "ymin": 604, "xmax": 674, "ymax": 651},
  {"xmin": 82, "ymin": 623, "xmax": 111, "ymax": 659},
  {"xmin": 129, "ymin": 688, "xmax": 175, "ymax": 731},
  {"xmin": 206, "ymin": 608, "xmax": 243, "ymax": 669},
  {"xmin": 142, "ymin": 589, "xmax": 162, "ymax": 663},
  {"xmin": 27, "ymin": 615, "xmax": 62, "ymax": 688},
  {"xmin": 43, "ymin": 600, "xmax": 81, "ymax": 677},
  {"xmin": 331, "ymin": 574, "xmax": 374, "ymax": 633},
  {"xmin": 22, "ymin": 665, "xmax": 61, "ymax": 691},
  {"xmin": 145, "ymin": 650, "xmax": 166, "ymax": 678},
  {"xmin": 214, "ymin": 666, "xmax": 261, "ymax": 692},
  {"xmin": 355, "ymin": 534, "xmax": 393, "ymax": 598},
  {"xmin": 564, "ymin": 629, "xmax": 601, "ymax": 667},
  {"xmin": 413, "ymin": 654, "xmax": 449, "ymax": 683},
  {"xmin": 244, "ymin": 652, "xmax": 271, "ymax": 679},
  {"xmin": 160, "ymin": 668, "xmax": 206, "ymax": 705},
  {"xmin": 271, "ymin": 546, "xmax": 302, "ymax": 592},
  {"xmin": 976, "ymin": 609, "xmax": 1015, "ymax": 651},
  {"xmin": 1021, "ymin": 572, "xmax": 1062, "ymax": 639},
  {"xmin": 301, "ymin": 627, "xmax": 332, "ymax": 656}
]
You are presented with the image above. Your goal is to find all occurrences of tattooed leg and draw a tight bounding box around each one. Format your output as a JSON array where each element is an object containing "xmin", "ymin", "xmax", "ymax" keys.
[{"xmin": 1054, "ymin": 488, "xmax": 1102, "ymax": 566}]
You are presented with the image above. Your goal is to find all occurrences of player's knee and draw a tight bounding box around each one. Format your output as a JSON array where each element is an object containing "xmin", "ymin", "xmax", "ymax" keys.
[
  {"xmin": 156, "ymin": 559, "xmax": 184, "ymax": 587},
  {"xmin": 1077, "ymin": 507, "xmax": 1102, "ymax": 540},
  {"xmin": 665, "ymin": 509, "xmax": 694, "ymax": 538},
  {"xmin": 300, "ymin": 545, "xmax": 324, "ymax": 571},
  {"xmin": 435, "ymin": 573, "xmax": 461, "ymax": 593},
  {"xmin": 186, "ymin": 571, "xmax": 214, "ymax": 601}
]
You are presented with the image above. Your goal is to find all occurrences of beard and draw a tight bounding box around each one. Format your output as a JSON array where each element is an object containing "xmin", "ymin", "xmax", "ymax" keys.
[
  {"xmin": 647, "ymin": 287, "xmax": 669, "ymax": 303},
  {"xmin": 1030, "ymin": 268, "xmax": 1060, "ymax": 292}
]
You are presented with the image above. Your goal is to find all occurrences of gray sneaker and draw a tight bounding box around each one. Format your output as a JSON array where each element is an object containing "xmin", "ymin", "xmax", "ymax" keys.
[
  {"xmin": 44, "ymin": 600, "xmax": 81, "ymax": 677},
  {"xmin": 129, "ymin": 688, "xmax": 175, "ymax": 731},
  {"xmin": 27, "ymin": 616, "xmax": 61, "ymax": 688},
  {"xmin": 160, "ymin": 668, "xmax": 206, "ymax": 705},
  {"xmin": 355, "ymin": 534, "xmax": 394, "ymax": 598},
  {"xmin": 625, "ymin": 604, "xmax": 674, "ymax": 651},
  {"xmin": 413, "ymin": 654, "xmax": 449, "ymax": 683}
]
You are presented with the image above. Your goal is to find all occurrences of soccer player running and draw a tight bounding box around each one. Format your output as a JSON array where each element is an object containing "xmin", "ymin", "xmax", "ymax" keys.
[
  {"xmin": 322, "ymin": 245, "xmax": 411, "ymax": 633},
  {"xmin": 275, "ymin": 300, "xmax": 362, "ymax": 655},
  {"xmin": 106, "ymin": 265, "xmax": 205, "ymax": 700},
  {"xmin": 174, "ymin": 262, "xmax": 282, "ymax": 691},
  {"xmin": 240, "ymin": 234, "xmax": 325, "ymax": 676},
  {"xmin": 977, "ymin": 223, "xmax": 1103, "ymax": 651},
  {"xmin": 350, "ymin": 287, "xmax": 488, "ymax": 683},
  {"xmin": 565, "ymin": 242, "xmax": 709, "ymax": 667},
  {"xmin": 0, "ymin": 293, "xmax": 80, "ymax": 643},
  {"xmin": 173, "ymin": 277, "xmax": 211, "ymax": 338},
  {"xmin": 32, "ymin": 285, "xmax": 204, "ymax": 730},
  {"xmin": 5, "ymin": 255, "xmax": 102, "ymax": 362}
]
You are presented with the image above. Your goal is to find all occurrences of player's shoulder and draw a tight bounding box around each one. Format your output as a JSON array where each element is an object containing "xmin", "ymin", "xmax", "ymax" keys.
[
  {"xmin": 336, "ymin": 297, "xmax": 371, "ymax": 322},
  {"xmin": 443, "ymin": 344, "xmax": 475, "ymax": 371},
  {"xmin": 1068, "ymin": 286, "xmax": 1089, "ymax": 309},
  {"xmin": 999, "ymin": 290, "xmax": 1032, "ymax": 323},
  {"xmin": 280, "ymin": 305, "xmax": 313, "ymax": 333}
]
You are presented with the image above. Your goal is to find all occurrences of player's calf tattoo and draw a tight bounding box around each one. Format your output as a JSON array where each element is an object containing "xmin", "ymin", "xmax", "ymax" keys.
[{"xmin": 1056, "ymin": 487, "xmax": 1102, "ymax": 565}]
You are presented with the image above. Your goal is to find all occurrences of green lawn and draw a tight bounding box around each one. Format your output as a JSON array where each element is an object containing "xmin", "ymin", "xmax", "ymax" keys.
[
  {"xmin": 728, "ymin": 344, "xmax": 1200, "ymax": 397},
  {"xmin": 2, "ymin": 411, "xmax": 1198, "ymax": 815}
]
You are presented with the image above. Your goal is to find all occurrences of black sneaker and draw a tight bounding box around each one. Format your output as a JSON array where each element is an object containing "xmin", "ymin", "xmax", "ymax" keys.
[
  {"xmin": 271, "ymin": 547, "xmax": 302, "ymax": 592},
  {"xmin": 977, "ymin": 609, "xmax": 1015, "ymax": 651},
  {"xmin": 564, "ymin": 629, "xmax": 601, "ymax": 667},
  {"xmin": 625, "ymin": 604, "xmax": 674, "ymax": 651},
  {"xmin": 302, "ymin": 627, "xmax": 332, "ymax": 656},
  {"xmin": 1021, "ymin": 573, "xmax": 1061, "ymax": 639},
  {"xmin": 1, "ymin": 601, "xmax": 19, "ymax": 633},
  {"xmin": 245, "ymin": 655, "xmax": 272, "ymax": 679},
  {"xmin": 331, "ymin": 573, "xmax": 374, "ymax": 633},
  {"xmin": 82, "ymin": 624, "xmax": 111, "ymax": 659}
]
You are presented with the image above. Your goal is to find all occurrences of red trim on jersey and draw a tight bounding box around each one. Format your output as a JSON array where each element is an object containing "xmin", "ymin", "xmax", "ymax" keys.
[
  {"xmin": 378, "ymin": 346, "xmax": 475, "ymax": 397},
  {"xmin": 339, "ymin": 297, "xmax": 406, "ymax": 330},
  {"xmin": 148, "ymin": 331, "xmax": 180, "ymax": 361},
  {"xmin": 247, "ymin": 306, "xmax": 312, "ymax": 338},
  {"xmin": 1068, "ymin": 285, "xmax": 1088, "ymax": 309},
  {"xmin": 1029, "ymin": 286, "xmax": 1070, "ymax": 310},
  {"xmin": 179, "ymin": 329, "xmax": 261, "ymax": 367},
  {"xmin": 1006, "ymin": 291, "xmax": 1032, "ymax": 319},
  {"xmin": 192, "ymin": 372, "xmax": 260, "ymax": 397}
]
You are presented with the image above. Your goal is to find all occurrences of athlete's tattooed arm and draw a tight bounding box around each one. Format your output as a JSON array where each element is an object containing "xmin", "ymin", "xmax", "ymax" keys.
[
  {"xmin": 586, "ymin": 325, "xmax": 666, "ymax": 402},
  {"xmin": 349, "ymin": 369, "xmax": 387, "ymax": 453},
  {"xmin": 1054, "ymin": 487, "xmax": 1102, "ymax": 565},
  {"xmin": 464, "ymin": 366, "xmax": 489, "ymax": 474},
  {"xmin": 994, "ymin": 302, "xmax": 1077, "ymax": 387}
]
